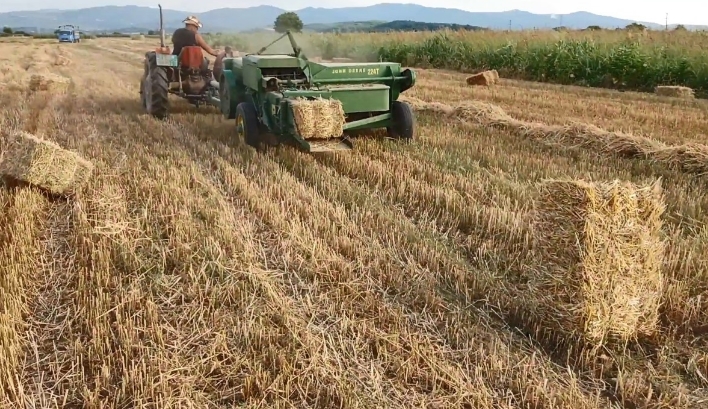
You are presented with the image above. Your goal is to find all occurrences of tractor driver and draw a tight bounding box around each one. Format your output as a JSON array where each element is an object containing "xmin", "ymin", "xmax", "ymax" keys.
[
  {"xmin": 172, "ymin": 16, "xmax": 228, "ymax": 81},
  {"xmin": 171, "ymin": 16, "xmax": 220, "ymax": 57}
]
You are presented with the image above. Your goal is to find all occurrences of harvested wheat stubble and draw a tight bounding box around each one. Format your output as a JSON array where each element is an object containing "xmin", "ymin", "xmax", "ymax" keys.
[
  {"xmin": 529, "ymin": 179, "xmax": 665, "ymax": 347},
  {"xmin": 290, "ymin": 97, "xmax": 346, "ymax": 139},
  {"xmin": 655, "ymin": 85, "xmax": 694, "ymax": 99},
  {"xmin": 466, "ymin": 70, "xmax": 498, "ymax": 86},
  {"xmin": 28, "ymin": 73, "xmax": 70, "ymax": 93},
  {"xmin": 53, "ymin": 55, "xmax": 72, "ymax": 66},
  {"xmin": 400, "ymin": 95, "xmax": 708, "ymax": 176},
  {"xmin": 0, "ymin": 131, "xmax": 94, "ymax": 196}
]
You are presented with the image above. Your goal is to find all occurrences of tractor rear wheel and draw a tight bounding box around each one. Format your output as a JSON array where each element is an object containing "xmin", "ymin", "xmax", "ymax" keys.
[
  {"xmin": 235, "ymin": 102, "xmax": 261, "ymax": 148},
  {"xmin": 142, "ymin": 52, "xmax": 169, "ymax": 119},
  {"xmin": 387, "ymin": 100, "xmax": 415, "ymax": 140},
  {"xmin": 140, "ymin": 78, "xmax": 147, "ymax": 109}
]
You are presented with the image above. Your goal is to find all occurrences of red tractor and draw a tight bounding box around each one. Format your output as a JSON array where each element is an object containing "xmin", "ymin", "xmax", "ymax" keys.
[{"xmin": 139, "ymin": 5, "xmax": 231, "ymax": 119}]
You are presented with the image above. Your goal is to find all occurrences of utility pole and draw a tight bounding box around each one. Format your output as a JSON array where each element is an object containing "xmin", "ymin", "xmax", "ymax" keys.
[
  {"xmin": 666, "ymin": 13, "xmax": 668, "ymax": 30},
  {"xmin": 509, "ymin": 19, "xmax": 512, "ymax": 30}
]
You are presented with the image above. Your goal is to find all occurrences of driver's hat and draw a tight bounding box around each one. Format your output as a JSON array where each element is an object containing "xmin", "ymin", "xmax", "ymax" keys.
[{"xmin": 183, "ymin": 16, "xmax": 203, "ymax": 28}]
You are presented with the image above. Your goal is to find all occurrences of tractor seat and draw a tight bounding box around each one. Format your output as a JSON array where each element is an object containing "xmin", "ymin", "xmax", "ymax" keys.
[{"xmin": 179, "ymin": 46, "xmax": 207, "ymax": 70}]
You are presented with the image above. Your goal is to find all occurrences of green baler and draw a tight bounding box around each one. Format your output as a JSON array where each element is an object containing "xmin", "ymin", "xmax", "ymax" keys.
[{"xmin": 208, "ymin": 31, "xmax": 416, "ymax": 152}]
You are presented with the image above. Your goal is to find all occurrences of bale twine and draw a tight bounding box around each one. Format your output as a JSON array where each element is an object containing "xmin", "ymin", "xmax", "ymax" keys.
[
  {"xmin": 289, "ymin": 97, "xmax": 346, "ymax": 139},
  {"xmin": 465, "ymin": 70, "xmax": 498, "ymax": 86},
  {"xmin": 529, "ymin": 179, "xmax": 665, "ymax": 348},
  {"xmin": 131, "ymin": 34, "xmax": 145, "ymax": 40},
  {"xmin": 654, "ymin": 85, "xmax": 694, "ymax": 99},
  {"xmin": 0, "ymin": 131, "xmax": 94, "ymax": 196},
  {"xmin": 28, "ymin": 73, "xmax": 70, "ymax": 93}
]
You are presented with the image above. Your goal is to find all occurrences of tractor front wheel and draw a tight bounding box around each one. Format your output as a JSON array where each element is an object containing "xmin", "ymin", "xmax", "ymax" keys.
[
  {"xmin": 235, "ymin": 102, "xmax": 261, "ymax": 148},
  {"xmin": 142, "ymin": 52, "xmax": 169, "ymax": 119},
  {"xmin": 387, "ymin": 100, "xmax": 415, "ymax": 140}
]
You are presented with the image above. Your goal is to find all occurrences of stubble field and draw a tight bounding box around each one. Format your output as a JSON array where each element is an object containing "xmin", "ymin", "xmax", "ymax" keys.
[{"xmin": 0, "ymin": 37, "xmax": 707, "ymax": 409}]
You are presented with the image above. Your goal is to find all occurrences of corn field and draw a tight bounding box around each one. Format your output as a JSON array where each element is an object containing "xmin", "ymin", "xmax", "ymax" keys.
[{"xmin": 209, "ymin": 29, "xmax": 708, "ymax": 95}]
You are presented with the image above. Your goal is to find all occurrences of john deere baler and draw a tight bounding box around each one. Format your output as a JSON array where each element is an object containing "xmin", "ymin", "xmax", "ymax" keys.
[{"xmin": 210, "ymin": 31, "xmax": 416, "ymax": 152}]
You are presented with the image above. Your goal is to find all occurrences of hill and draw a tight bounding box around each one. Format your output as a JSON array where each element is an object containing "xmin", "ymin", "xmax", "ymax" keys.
[
  {"xmin": 0, "ymin": 4, "xmax": 692, "ymax": 33},
  {"xmin": 308, "ymin": 20, "xmax": 487, "ymax": 33}
]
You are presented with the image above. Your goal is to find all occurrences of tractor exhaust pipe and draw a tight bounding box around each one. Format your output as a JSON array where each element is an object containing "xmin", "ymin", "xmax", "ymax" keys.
[{"xmin": 158, "ymin": 4, "xmax": 165, "ymax": 48}]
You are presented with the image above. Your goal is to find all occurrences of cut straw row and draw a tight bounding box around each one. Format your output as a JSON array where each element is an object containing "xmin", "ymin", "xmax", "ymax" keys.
[{"xmin": 399, "ymin": 95, "xmax": 708, "ymax": 176}]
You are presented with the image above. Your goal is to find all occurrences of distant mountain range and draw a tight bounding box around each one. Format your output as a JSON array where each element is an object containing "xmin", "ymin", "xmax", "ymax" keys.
[{"xmin": 1, "ymin": 4, "xmax": 704, "ymax": 33}]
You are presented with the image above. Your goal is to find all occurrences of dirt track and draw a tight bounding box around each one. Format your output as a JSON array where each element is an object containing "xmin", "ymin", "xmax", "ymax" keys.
[{"xmin": 0, "ymin": 38, "xmax": 707, "ymax": 408}]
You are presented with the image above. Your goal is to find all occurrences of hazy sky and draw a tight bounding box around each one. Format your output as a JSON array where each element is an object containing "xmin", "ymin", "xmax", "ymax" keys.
[{"xmin": 1, "ymin": 1, "xmax": 704, "ymax": 26}]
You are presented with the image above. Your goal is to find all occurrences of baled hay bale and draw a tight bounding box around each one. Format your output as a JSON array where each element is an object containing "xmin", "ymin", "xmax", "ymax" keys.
[
  {"xmin": 465, "ymin": 70, "xmax": 497, "ymax": 86},
  {"xmin": 530, "ymin": 179, "xmax": 665, "ymax": 347},
  {"xmin": 131, "ymin": 34, "xmax": 145, "ymax": 40},
  {"xmin": 28, "ymin": 73, "xmax": 70, "ymax": 93},
  {"xmin": 654, "ymin": 85, "xmax": 694, "ymax": 99},
  {"xmin": 290, "ymin": 97, "xmax": 346, "ymax": 139},
  {"xmin": 0, "ymin": 131, "xmax": 94, "ymax": 196}
]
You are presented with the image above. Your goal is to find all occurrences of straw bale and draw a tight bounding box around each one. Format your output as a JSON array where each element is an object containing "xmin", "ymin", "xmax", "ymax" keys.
[
  {"xmin": 131, "ymin": 34, "xmax": 145, "ymax": 40},
  {"xmin": 0, "ymin": 131, "xmax": 94, "ymax": 196},
  {"xmin": 28, "ymin": 73, "xmax": 70, "ymax": 93},
  {"xmin": 290, "ymin": 97, "xmax": 346, "ymax": 139},
  {"xmin": 654, "ymin": 85, "xmax": 694, "ymax": 99},
  {"xmin": 529, "ymin": 179, "xmax": 665, "ymax": 347},
  {"xmin": 465, "ymin": 70, "xmax": 497, "ymax": 86}
]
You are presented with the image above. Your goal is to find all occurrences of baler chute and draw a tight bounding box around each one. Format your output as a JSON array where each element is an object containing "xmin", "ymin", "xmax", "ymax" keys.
[{"xmin": 210, "ymin": 30, "xmax": 416, "ymax": 153}]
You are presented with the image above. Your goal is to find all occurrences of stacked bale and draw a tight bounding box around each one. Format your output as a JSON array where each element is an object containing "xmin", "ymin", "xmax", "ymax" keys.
[
  {"xmin": 290, "ymin": 97, "xmax": 346, "ymax": 139},
  {"xmin": 131, "ymin": 34, "xmax": 146, "ymax": 40},
  {"xmin": 465, "ymin": 70, "xmax": 499, "ymax": 86},
  {"xmin": 654, "ymin": 85, "xmax": 694, "ymax": 99},
  {"xmin": 528, "ymin": 179, "xmax": 666, "ymax": 348},
  {"xmin": 0, "ymin": 131, "xmax": 93, "ymax": 196}
]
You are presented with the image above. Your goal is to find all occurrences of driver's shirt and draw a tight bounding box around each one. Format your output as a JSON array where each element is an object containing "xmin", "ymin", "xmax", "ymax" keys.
[{"xmin": 171, "ymin": 28, "xmax": 198, "ymax": 56}]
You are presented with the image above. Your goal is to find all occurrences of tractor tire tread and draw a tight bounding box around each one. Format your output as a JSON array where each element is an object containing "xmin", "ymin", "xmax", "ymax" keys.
[{"xmin": 145, "ymin": 52, "xmax": 169, "ymax": 119}]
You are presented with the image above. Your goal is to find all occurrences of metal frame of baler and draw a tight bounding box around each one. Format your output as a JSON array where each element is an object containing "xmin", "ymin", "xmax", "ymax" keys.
[{"xmin": 208, "ymin": 30, "xmax": 416, "ymax": 152}]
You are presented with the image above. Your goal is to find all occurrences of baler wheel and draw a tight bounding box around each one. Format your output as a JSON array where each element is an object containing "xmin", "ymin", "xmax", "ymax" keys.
[
  {"xmin": 142, "ymin": 52, "xmax": 169, "ymax": 120},
  {"xmin": 219, "ymin": 76, "xmax": 236, "ymax": 119},
  {"xmin": 235, "ymin": 102, "xmax": 261, "ymax": 148},
  {"xmin": 387, "ymin": 100, "xmax": 415, "ymax": 140}
]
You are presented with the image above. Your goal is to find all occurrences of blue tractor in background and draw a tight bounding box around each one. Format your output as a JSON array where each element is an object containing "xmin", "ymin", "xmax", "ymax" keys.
[{"xmin": 57, "ymin": 25, "xmax": 81, "ymax": 43}]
